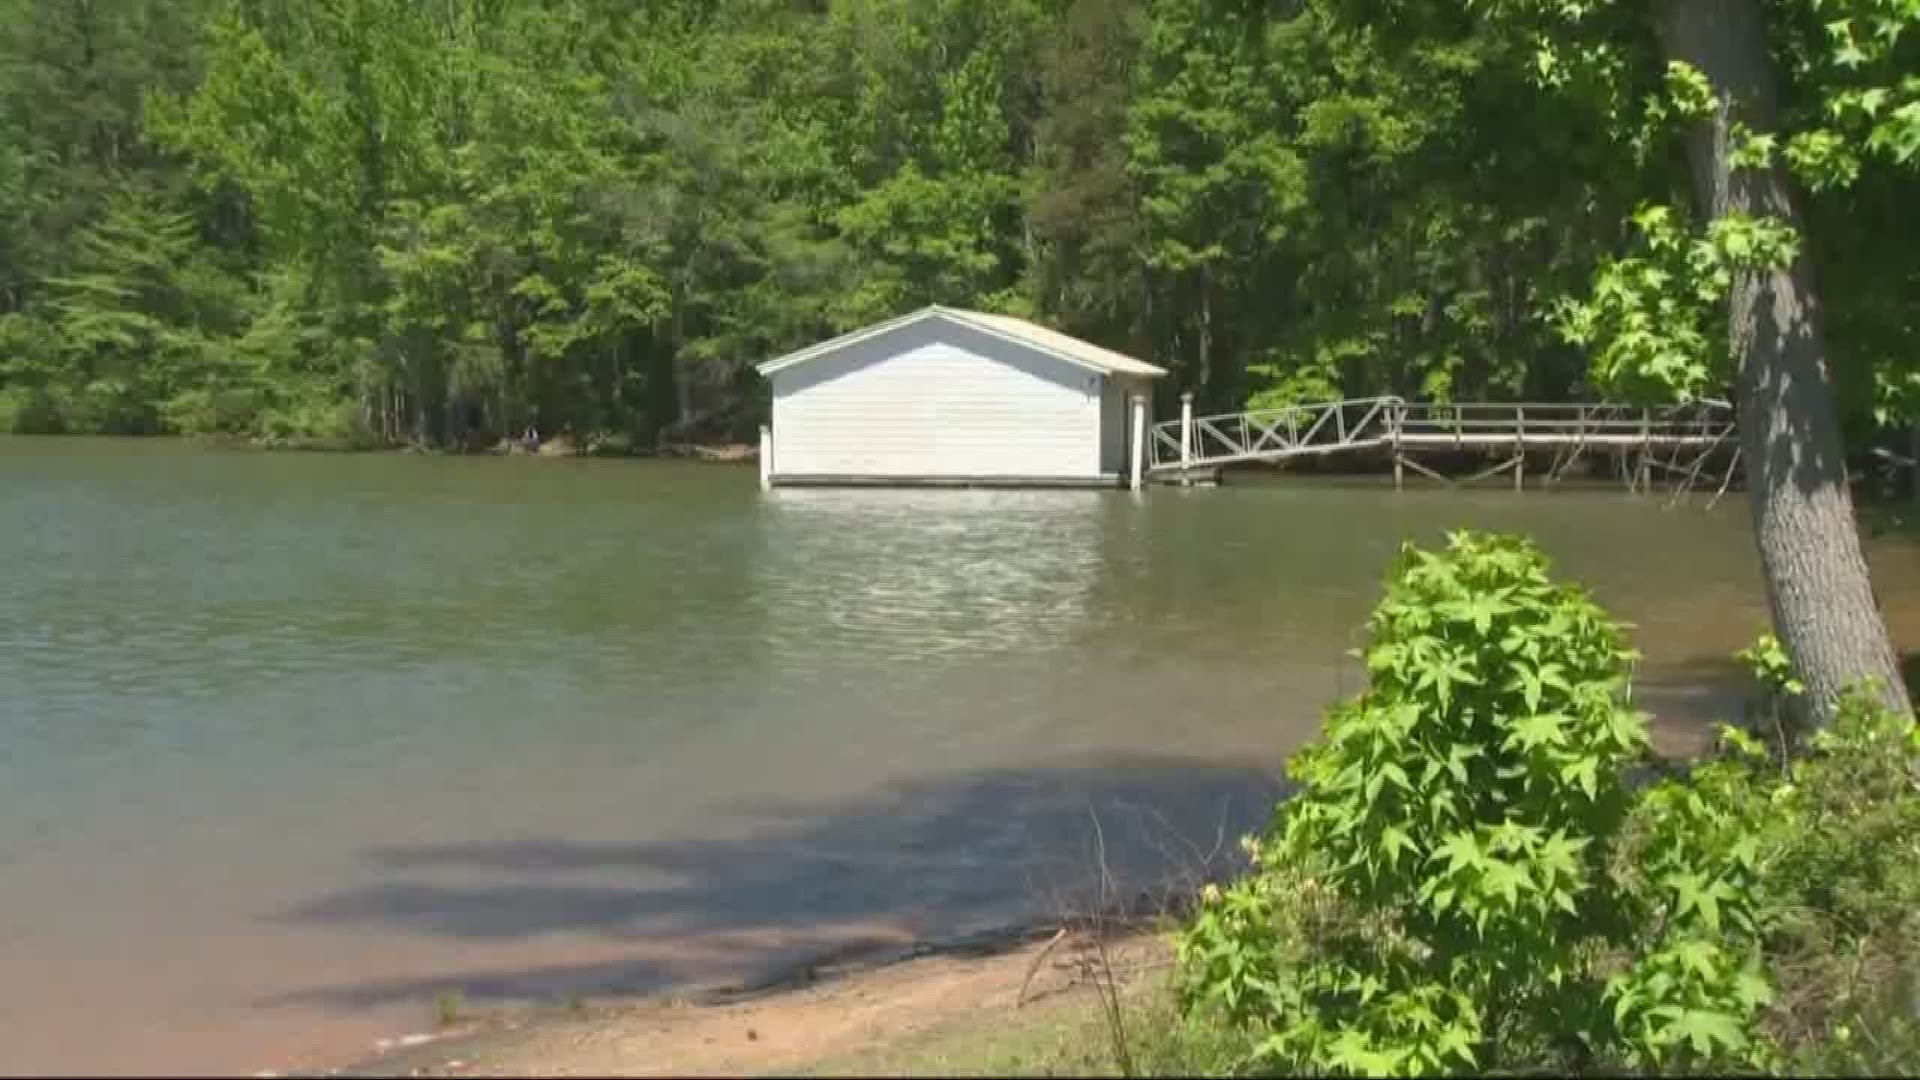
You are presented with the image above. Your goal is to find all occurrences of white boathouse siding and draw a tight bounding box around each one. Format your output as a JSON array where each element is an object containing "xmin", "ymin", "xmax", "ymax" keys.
[
  {"xmin": 1099, "ymin": 371, "xmax": 1149, "ymax": 475},
  {"xmin": 759, "ymin": 307, "xmax": 1165, "ymax": 486}
]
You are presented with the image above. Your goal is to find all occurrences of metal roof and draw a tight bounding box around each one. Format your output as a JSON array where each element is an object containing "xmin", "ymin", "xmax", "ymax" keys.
[{"xmin": 754, "ymin": 305, "xmax": 1168, "ymax": 379}]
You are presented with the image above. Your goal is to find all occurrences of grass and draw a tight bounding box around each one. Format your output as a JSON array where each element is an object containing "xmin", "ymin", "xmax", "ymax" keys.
[
  {"xmin": 800, "ymin": 971, "xmax": 1236, "ymax": 1078},
  {"xmin": 433, "ymin": 990, "xmax": 465, "ymax": 1029}
]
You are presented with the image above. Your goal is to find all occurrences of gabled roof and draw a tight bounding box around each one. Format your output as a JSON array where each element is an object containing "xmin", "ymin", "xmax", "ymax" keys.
[{"xmin": 754, "ymin": 305, "xmax": 1168, "ymax": 379}]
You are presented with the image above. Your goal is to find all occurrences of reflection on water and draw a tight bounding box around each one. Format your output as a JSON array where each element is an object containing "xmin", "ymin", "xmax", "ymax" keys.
[
  {"xmin": 755, "ymin": 489, "xmax": 1112, "ymax": 663},
  {"xmin": 0, "ymin": 441, "xmax": 1914, "ymax": 1073}
]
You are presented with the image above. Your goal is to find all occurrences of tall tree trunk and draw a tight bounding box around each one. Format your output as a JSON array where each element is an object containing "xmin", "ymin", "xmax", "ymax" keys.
[
  {"xmin": 1659, "ymin": 0, "xmax": 1911, "ymax": 724},
  {"xmin": 671, "ymin": 282, "xmax": 693, "ymax": 431},
  {"xmin": 1197, "ymin": 264, "xmax": 1213, "ymax": 405}
]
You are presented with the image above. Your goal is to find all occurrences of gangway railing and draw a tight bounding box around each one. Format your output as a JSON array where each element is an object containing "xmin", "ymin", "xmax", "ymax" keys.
[{"xmin": 1141, "ymin": 394, "xmax": 1737, "ymax": 496}]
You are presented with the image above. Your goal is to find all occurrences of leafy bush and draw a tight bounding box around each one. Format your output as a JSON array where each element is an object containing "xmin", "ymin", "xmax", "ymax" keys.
[
  {"xmin": 0, "ymin": 386, "xmax": 67, "ymax": 433},
  {"xmin": 0, "ymin": 312, "xmax": 61, "ymax": 433},
  {"xmin": 162, "ymin": 386, "xmax": 271, "ymax": 436},
  {"xmin": 1612, "ymin": 682, "xmax": 1920, "ymax": 1075},
  {"xmin": 1180, "ymin": 532, "xmax": 1920, "ymax": 1076},
  {"xmin": 255, "ymin": 395, "xmax": 366, "ymax": 448},
  {"xmin": 1747, "ymin": 690, "xmax": 1920, "ymax": 1074},
  {"xmin": 1602, "ymin": 726, "xmax": 1779, "ymax": 1072},
  {"xmin": 1180, "ymin": 532, "xmax": 1652, "ymax": 1074}
]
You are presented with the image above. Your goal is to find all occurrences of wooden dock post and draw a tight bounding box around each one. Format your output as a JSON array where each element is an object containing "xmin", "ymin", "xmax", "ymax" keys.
[
  {"xmin": 1638, "ymin": 408, "xmax": 1652, "ymax": 492},
  {"xmin": 1391, "ymin": 401, "xmax": 1403, "ymax": 491},
  {"xmin": 1129, "ymin": 394, "xmax": 1146, "ymax": 491},
  {"xmin": 758, "ymin": 424, "xmax": 772, "ymax": 491},
  {"xmin": 1179, "ymin": 391, "xmax": 1194, "ymax": 485},
  {"xmin": 1515, "ymin": 406, "xmax": 1525, "ymax": 491}
]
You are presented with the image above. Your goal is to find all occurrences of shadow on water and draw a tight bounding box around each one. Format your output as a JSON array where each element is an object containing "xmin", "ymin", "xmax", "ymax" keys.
[
  {"xmin": 268, "ymin": 665, "xmax": 1885, "ymax": 1015},
  {"xmin": 269, "ymin": 753, "xmax": 1287, "ymax": 1011}
]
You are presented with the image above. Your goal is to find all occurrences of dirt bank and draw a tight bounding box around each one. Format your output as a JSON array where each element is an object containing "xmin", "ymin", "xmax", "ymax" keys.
[{"xmin": 313, "ymin": 928, "xmax": 1170, "ymax": 1078}]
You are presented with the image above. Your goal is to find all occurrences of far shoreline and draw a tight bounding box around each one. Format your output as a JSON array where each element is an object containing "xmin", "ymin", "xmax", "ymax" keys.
[{"xmin": 0, "ymin": 430, "xmax": 762, "ymax": 461}]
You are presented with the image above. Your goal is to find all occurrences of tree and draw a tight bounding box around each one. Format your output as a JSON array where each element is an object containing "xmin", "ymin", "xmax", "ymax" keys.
[
  {"xmin": 1027, "ymin": 0, "xmax": 1146, "ymax": 348},
  {"xmin": 1127, "ymin": 0, "xmax": 1309, "ymax": 406},
  {"xmin": 1658, "ymin": 0, "xmax": 1911, "ymax": 723},
  {"xmin": 1512, "ymin": 0, "xmax": 1917, "ymax": 724},
  {"xmin": 5, "ymin": 0, "xmax": 1915, "ymax": 566}
]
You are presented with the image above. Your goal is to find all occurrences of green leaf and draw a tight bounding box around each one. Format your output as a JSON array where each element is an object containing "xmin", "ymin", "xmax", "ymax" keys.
[{"xmin": 1671, "ymin": 1008, "xmax": 1746, "ymax": 1057}]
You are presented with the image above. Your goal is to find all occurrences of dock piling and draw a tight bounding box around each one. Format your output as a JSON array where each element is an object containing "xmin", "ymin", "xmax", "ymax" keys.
[
  {"xmin": 1130, "ymin": 395, "xmax": 1146, "ymax": 491},
  {"xmin": 1515, "ymin": 407, "xmax": 1525, "ymax": 492},
  {"xmin": 1179, "ymin": 392, "xmax": 1194, "ymax": 486}
]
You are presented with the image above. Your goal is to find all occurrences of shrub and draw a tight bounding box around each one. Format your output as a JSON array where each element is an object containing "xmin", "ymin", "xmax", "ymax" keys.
[
  {"xmin": 1749, "ymin": 688, "xmax": 1920, "ymax": 1074},
  {"xmin": 1180, "ymin": 532, "xmax": 1652, "ymax": 1074},
  {"xmin": 0, "ymin": 386, "xmax": 67, "ymax": 433},
  {"xmin": 433, "ymin": 989, "xmax": 465, "ymax": 1028},
  {"xmin": 161, "ymin": 386, "xmax": 269, "ymax": 435},
  {"xmin": 1612, "ymin": 682, "xmax": 1920, "ymax": 1074},
  {"xmin": 1182, "ymin": 531, "xmax": 1920, "ymax": 1076},
  {"xmin": 1602, "ymin": 724, "xmax": 1780, "ymax": 1073},
  {"xmin": 1652, "ymin": 635, "xmax": 1920, "ymax": 1073},
  {"xmin": 255, "ymin": 394, "xmax": 366, "ymax": 448}
]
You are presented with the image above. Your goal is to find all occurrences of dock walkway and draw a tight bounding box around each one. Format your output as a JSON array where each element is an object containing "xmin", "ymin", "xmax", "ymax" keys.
[{"xmin": 1138, "ymin": 396, "xmax": 1739, "ymax": 494}]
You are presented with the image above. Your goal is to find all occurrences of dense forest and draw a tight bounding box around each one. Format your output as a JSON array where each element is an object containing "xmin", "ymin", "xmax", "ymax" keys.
[{"xmin": 1, "ymin": 0, "xmax": 1910, "ymax": 452}]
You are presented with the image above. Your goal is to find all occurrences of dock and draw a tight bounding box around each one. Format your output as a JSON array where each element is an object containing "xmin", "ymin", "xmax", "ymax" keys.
[{"xmin": 1135, "ymin": 395, "xmax": 1740, "ymax": 497}]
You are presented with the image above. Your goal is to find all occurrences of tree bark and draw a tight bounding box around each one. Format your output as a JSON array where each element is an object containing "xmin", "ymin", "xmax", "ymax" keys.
[
  {"xmin": 671, "ymin": 280, "xmax": 693, "ymax": 430},
  {"xmin": 1197, "ymin": 263, "xmax": 1213, "ymax": 406},
  {"xmin": 1659, "ymin": 0, "xmax": 1912, "ymax": 724}
]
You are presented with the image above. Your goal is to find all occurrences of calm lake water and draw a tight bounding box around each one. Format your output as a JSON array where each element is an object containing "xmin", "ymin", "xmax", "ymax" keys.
[{"xmin": 2, "ymin": 438, "xmax": 1915, "ymax": 1073}]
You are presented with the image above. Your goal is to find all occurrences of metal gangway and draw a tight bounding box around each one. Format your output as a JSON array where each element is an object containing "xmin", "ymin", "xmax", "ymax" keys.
[{"xmin": 1135, "ymin": 395, "xmax": 1739, "ymax": 496}]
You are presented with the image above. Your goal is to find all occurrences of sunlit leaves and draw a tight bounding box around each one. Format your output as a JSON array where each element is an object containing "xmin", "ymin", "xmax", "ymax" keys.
[
  {"xmin": 1555, "ymin": 203, "xmax": 1722, "ymax": 401},
  {"xmin": 1589, "ymin": 666, "xmax": 1920, "ymax": 1072},
  {"xmin": 1553, "ymin": 202, "xmax": 1802, "ymax": 403},
  {"xmin": 1495, "ymin": 0, "xmax": 1920, "ymax": 437},
  {"xmin": 1783, "ymin": 127, "xmax": 1863, "ymax": 188},
  {"xmin": 1126, "ymin": 0, "xmax": 1309, "ymax": 324},
  {"xmin": 1737, "ymin": 631, "xmax": 1806, "ymax": 698},
  {"xmin": 1178, "ymin": 539, "xmax": 1920, "ymax": 1074},
  {"xmin": 1181, "ymin": 533, "xmax": 1651, "ymax": 1075},
  {"xmin": 1663, "ymin": 60, "xmax": 1718, "ymax": 119},
  {"xmin": 1706, "ymin": 213, "xmax": 1802, "ymax": 271}
]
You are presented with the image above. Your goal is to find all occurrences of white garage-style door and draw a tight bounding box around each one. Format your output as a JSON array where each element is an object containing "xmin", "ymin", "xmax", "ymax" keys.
[{"xmin": 772, "ymin": 334, "xmax": 1104, "ymax": 480}]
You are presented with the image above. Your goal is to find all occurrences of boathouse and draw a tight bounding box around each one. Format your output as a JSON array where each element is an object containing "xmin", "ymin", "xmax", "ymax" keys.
[{"xmin": 755, "ymin": 306, "xmax": 1167, "ymax": 488}]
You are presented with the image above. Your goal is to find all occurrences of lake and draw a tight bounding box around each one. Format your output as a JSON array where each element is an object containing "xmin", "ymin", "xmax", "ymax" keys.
[{"xmin": 2, "ymin": 438, "xmax": 1915, "ymax": 1073}]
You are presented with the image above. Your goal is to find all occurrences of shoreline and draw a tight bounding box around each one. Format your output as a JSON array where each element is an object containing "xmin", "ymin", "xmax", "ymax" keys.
[
  {"xmin": 307, "ymin": 920, "xmax": 1172, "ymax": 1078},
  {"xmin": 0, "ymin": 430, "xmax": 761, "ymax": 460},
  {"xmin": 12, "ymin": 432, "xmax": 1916, "ymax": 510},
  {"xmin": 286, "ymin": 708, "xmax": 1814, "ymax": 1080},
  {"xmin": 11, "ymin": 430, "xmax": 1914, "ymax": 505}
]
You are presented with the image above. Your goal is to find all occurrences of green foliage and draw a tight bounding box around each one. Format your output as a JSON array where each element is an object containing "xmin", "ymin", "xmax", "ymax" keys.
[
  {"xmin": 1753, "ymin": 687, "xmax": 1920, "ymax": 1074},
  {"xmin": 1555, "ymin": 198, "xmax": 1805, "ymax": 403},
  {"xmin": 1617, "ymin": 678, "xmax": 1920, "ymax": 1075},
  {"xmin": 1244, "ymin": 349, "xmax": 1347, "ymax": 412},
  {"xmin": 433, "ymin": 989, "xmax": 465, "ymax": 1028},
  {"xmin": 1183, "ymin": 551, "xmax": 1920, "ymax": 1076},
  {"xmin": 1, "ymin": 0, "xmax": 1915, "ymax": 445},
  {"xmin": 1502, "ymin": 0, "xmax": 1920, "ymax": 434},
  {"xmin": 1738, "ymin": 632, "xmax": 1806, "ymax": 699},
  {"xmin": 1604, "ymin": 729, "xmax": 1781, "ymax": 1073},
  {"xmin": 1181, "ymin": 533, "xmax": 1652, "ymax": 1075},
  {"xmin": 1556, "ymin": 203, "xmax": 1726, "ymax": 402}
]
